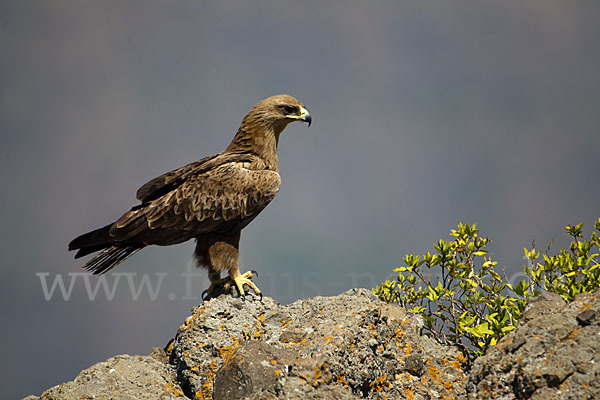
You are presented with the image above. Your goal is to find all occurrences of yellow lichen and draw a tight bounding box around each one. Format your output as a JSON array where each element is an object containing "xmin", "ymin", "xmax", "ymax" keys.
[
  {"xmin": 195, "ymin": 360, "xmax": 217, "ymax": 400},
  {"xmin": 427, "ymin": 360, "xmax": 442, "ymax": 385},
  {"xmin": 402, "ymin": 388, "xmax": 415, "ymax": 400},
  {"xmin": 280, "ymin": 318, "xmax": 292, "ymax": 329},
  {"xmin": 567, "ymin": 327, "xmax": 583, "ymax": 340},
  {"xmin": 252, "ymin": 314, "xmax": 265, "ymax": 339},
  {"xmin": 312, "ymin": 363, "xmax": 323, "ymax": 386},
  {"xmin": 164, "ymin": 381, "xmax": 185, "ymax": 397},
  {"xmin": 165, "ymin": 340, "xmax": 175, "ymax": 354},
  {"xmin": 337, "ymin": 373, "xmax": 349, "ymax": 386},
  {"xmin": 370, "ymin": 374, "xmax": 392, "ymax": 393},
  {"xmin": 443, "ymin": 380, "xmax": 454, "ymax": 391}
]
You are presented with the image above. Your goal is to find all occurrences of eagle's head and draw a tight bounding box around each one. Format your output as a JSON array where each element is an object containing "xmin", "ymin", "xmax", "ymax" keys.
[{"xmin": 242, "ymin": 94, "xmax": 312, "ymax": 135}]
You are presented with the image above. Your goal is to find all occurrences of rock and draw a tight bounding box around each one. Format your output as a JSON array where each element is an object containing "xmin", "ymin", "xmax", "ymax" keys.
[
  {"xmin": 29, "ymin": 287, "xmax": 600, "ymax": 399},
  {"xmin": 28, "ymin": 349, "xmax": 186, "ymax": 400},
  {"xmin": 168, "ymin": 288, "xmax": 467, "ymax": 400},
  {"xmin": 576, "ymin": 309, "xmax": 597, "ymax": 326},
  {"xmin": 213, "ymin": 340, "xmax": 296, "ymax": 399},
  {"xmin": 467, "ymin": 290, "xmax": 600, "ymax": 400},
  {"xmin": 405, "ymin": 353, "xmax": 425, "ymax": 377}
]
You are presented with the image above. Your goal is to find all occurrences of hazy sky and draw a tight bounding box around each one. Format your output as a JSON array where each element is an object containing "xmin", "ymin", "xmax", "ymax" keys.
[{"xmin": 2, "ymin": 1, "xmax": 599, "ymax": 398}]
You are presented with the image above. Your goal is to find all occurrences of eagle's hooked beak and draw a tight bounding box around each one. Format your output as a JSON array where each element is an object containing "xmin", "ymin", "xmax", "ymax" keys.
[
  {"xmin": 299, "ymin": 107, "xmax": 312, "ymax": 127},
  {"xmin": 285, "ymin": 107, "xmax": 312, "ymax": 127}
]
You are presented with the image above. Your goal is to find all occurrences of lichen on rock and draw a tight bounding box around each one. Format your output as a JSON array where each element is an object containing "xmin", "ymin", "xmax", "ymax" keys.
[
  {"xmin": 168, "ymin": 288, "xmax": 467, "ymax": 400},
  {"xmin": 467, "ymin": 290, "xmax": 600, "ymax": 400},
  {"xmin": 26, "ymin": 288, "xmax": 600, "ymax": 399}
]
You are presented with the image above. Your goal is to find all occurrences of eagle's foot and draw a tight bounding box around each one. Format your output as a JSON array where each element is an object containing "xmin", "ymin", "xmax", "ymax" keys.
[
  {"xmin": 202, "ymin": 271, "xmax": 262, "ymax": 301},
  {"xmin": 201, "ymin": 276, "xmax": 231, "ymax": 301},
  {"xmin": 224, "ymin": 271, "xmax": 262, "ymax": 301}
]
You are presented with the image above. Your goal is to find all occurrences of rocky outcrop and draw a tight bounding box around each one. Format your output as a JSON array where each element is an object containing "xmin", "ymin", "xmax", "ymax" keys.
[
  {"xmin": 467, "ymin": 291, "xmax": 600, "ymax": 400},
  {"xmin": 27, "ymin": 288, "xmax": 600, "ymax": 400},
  {"xmin": 28, "ymin": 289, "xmax": 466, "ymax": 399},
  {"xmin": 170, "ymin": 288, "xmax": 467, "ymax": 400},
  {"xmin": 26, "ymin": 350, "xmax": 186, "ymax": 400}
]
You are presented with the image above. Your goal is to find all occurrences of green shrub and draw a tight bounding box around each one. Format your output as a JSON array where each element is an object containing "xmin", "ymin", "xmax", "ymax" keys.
[
  {"xmin": 373, "ymin": 219, "xmax": 600, "ymax": 362},
  {"xmin": 523, "ymin": 221, "xmax": 600, "ymax": 302}
]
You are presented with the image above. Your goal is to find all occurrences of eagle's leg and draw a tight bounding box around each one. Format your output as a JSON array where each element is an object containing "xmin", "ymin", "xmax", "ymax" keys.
[{"xmin": 196, "ymin": 232, "xmax": 261, "ymax": 300}]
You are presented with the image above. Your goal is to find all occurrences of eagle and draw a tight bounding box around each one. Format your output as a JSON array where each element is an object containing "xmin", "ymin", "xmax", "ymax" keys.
[{"xmin": 69, "ymin": 94, "xmax": 311, "ymax": 300}]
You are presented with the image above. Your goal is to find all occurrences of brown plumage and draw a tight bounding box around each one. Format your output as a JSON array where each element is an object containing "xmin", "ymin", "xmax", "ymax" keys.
[{"xmin": 69, "ymin": 94, "xmax": 311, "ymax": 298}]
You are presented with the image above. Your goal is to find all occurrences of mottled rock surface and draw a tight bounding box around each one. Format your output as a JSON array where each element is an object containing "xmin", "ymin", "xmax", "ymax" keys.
[
  {"xmin": 27, "ymin": 288, "xmax": 600, "ymax": 399},
  {"xmin": 28, "ymin": 349, "xmax": 186, "ymax": 400},
  {"xmin": 467, "ymin": 290, "xmax": 600, "ymax": 400},
  {"xmin": 169, "ymin": 288, "xmax": 467, "ymax": 400},
  {"xmin": 27, "ymin": 289, "xmax": 466, "ymax": 400}
]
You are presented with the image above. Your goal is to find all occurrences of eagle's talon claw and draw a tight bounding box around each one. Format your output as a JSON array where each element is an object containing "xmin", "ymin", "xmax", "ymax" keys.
[{"xmin": 204, "ymin": 270, "xmax": 261, "ymax": 301}]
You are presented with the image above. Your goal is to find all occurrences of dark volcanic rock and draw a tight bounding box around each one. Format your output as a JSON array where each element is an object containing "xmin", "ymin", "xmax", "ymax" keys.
[{"xmin": 467, "ymin": 290, "xmax": 600, "ymax": 400}]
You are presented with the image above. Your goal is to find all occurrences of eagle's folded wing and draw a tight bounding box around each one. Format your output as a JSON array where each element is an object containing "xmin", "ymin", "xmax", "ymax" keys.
[
  {"xmin": 135, "ymin": 153, "xmax": 257, "ymax": 203},
  {"xmin": 111, "ymin": 158, "xmax": 281, "ymax": 245}
]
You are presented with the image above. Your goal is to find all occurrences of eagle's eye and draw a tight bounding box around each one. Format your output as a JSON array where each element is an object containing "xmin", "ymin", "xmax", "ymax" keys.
[{"xmin": 281, "ymin": 105, "xmax": 297, "ymax": 115}]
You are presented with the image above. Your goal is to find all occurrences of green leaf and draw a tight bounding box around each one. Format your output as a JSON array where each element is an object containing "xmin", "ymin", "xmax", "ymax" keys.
[{"xmin": 475, "ymin": 322, "xmax": 494, "ymax": 336}]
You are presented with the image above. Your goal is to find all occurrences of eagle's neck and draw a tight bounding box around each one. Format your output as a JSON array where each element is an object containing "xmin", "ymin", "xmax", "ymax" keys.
[{"xmin": 226, "ymin": 123, "xmax": 282, "ymax": 171}]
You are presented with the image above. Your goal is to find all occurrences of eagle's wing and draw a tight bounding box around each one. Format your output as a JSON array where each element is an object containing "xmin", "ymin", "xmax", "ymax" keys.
[
  {"xmin": 111, "ymin": 154, "xmax": 281, "ymax": 245},
  {"xmin": 135, "ymin": 153, "xmax": 253, "ymax": 203},
  {"xmin": 134, "ymin": 158, "xmax": 208, "ymax": 204}
]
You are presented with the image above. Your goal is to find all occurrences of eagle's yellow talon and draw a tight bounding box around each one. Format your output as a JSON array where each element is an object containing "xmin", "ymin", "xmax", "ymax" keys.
[
  {"xmin": 202, "ymin": 275, "xmax": 231, "ymax": 300},
  {"xmin": 232, "ymin": 271, "xmax": 261, "ymax": 297},
  {"xmin": 203, "ymin": 271, "xmax": 261, "ymax": 300}
]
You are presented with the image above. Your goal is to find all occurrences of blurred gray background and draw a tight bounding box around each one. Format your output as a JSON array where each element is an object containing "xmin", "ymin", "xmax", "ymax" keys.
[{"xmin": 2, "ymin": 1, "xmax": 599, "ymax": 398}]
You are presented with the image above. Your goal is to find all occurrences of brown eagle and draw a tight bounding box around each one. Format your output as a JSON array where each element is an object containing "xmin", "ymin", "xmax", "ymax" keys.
[{"xmin": 69, "ymin": 94, "xmax": 311, "ymax": 299}]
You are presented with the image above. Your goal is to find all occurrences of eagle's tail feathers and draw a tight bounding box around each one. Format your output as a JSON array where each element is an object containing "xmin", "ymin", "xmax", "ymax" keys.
[
  {"xmin": 82, "ymin": 246, "xmax": 143, "ymax": 275},
  {"xmin": 74, "ymin": 244, "xmax": 110, "ymax": 259},
  {"xmin": 69, "ymin": 223, "xmax": 113, "ymax": 254}
]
